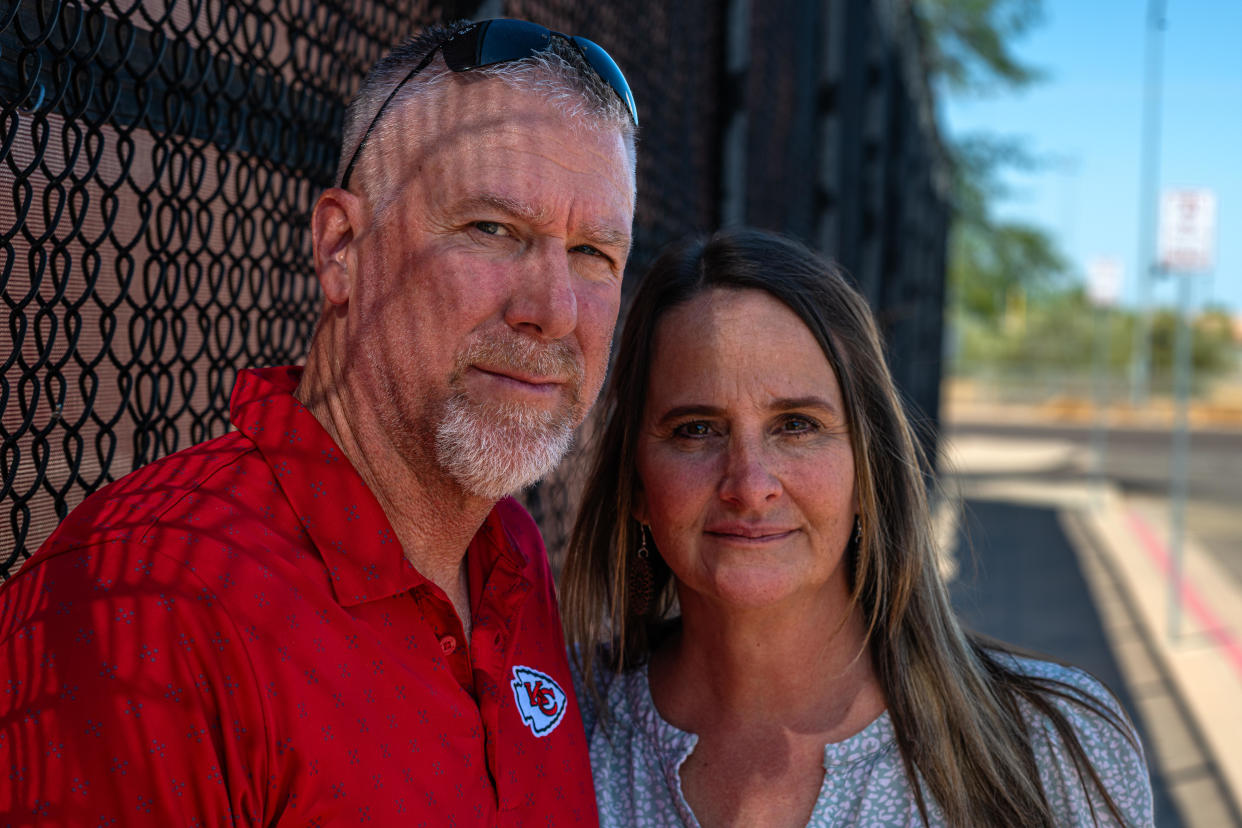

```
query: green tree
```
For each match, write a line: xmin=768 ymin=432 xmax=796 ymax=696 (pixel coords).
xmin=950 ymin=210 xmax=1065 ymax=323
xmin=915 ymin=0 xmax=1045 ymax=93
xmin=914 ymin=0 xmax=1072 ymax=362
xmin=957 ymin=293 xmax=1238 ymax=388
xmin=919 ymin=1 xmax=1238 ymax=391
xmin=1146 ymin=306 xmax=1238 ymax=385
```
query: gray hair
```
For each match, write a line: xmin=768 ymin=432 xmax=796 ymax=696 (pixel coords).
xmin=337 ymin=21 xmax=638 ymax=206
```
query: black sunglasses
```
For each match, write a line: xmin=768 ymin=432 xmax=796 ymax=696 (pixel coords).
xmin=339 ymin=19 xmax=638 ymax=190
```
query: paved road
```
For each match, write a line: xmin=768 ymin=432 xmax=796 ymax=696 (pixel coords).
xmin=945 ymin=421 xmax=1242 ymax=585
xmin=942 ymin=428 xmax=1242 ymax=826
xmin=949 ymin=499 xmax=1187 ymax=826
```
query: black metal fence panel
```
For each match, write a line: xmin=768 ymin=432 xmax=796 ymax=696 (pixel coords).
xmin=1 ymin=0 xmax=946 ymax=578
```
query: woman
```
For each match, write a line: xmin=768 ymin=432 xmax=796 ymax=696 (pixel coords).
xmin=562 ymin=228 xmax=1152 ymax=826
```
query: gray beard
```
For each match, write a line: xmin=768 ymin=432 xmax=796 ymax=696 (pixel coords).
xmin=434 ymin=391 xmax=575 ymax=500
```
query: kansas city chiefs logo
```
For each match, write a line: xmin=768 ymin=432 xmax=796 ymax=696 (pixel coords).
xmin=510 ymin=665 xmax=568 ymax=737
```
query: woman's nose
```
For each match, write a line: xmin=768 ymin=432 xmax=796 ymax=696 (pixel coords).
xmin=717 ymin=437 xmax=782 ymax=508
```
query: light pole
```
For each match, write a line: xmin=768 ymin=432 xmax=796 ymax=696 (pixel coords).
xmin=1130 ymin=0 xmax=1167 ymax=406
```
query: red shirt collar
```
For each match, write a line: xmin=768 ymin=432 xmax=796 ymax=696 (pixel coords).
xmin=229 ymin=366 xmax=528 ymax=607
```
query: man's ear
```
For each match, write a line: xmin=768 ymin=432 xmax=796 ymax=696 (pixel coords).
xmin=311 ymin=188 xmax=363 ymax=305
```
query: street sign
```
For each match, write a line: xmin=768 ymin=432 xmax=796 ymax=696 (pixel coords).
xmin=1158 ymin=188 xmax=1217 ymax=274
xmin=1087 ymin=256 xmax=1123 ymax=306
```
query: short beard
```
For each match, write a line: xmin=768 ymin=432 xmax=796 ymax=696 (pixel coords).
xmin=434 ymin=335 xmax=584 ymax=500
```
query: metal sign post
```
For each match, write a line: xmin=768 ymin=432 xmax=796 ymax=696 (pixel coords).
xmin=1157 ymin=188 xmax=1217 ymax=641
xmin=1168 ymin=275 xmax=1193 ymax=640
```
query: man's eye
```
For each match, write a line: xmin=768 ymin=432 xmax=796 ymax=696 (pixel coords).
xmin=673 ymin=422 xmax=712 ymax=439
xmin=473 ymin=221 xmax=508 ymax=236
xmin=571 ymin=244 xmax=603 ymax=257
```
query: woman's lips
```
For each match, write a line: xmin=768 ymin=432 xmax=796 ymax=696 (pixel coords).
xmin=703 ymin=524 xmax=798 ymax=542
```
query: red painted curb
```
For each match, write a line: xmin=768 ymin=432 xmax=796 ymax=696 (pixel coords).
xmin=1127 ymin=509 xmax=1242 ymax=681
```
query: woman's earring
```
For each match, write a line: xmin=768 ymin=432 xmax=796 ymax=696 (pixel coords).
xmin=628 ymin=524 xmax=654 ymax=617
xmin=853 ymin=515 xmax=863 ymax=548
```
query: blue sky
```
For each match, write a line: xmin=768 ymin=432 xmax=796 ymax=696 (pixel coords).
xmin=942 ymin=0 xmax=1242 ymax=314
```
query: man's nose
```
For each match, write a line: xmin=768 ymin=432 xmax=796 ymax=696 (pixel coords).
xmin=503 ymin=241 xmax=578 ymax=341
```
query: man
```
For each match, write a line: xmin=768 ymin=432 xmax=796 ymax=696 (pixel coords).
xmin=0 ymin=19 xmax=637 ymax=825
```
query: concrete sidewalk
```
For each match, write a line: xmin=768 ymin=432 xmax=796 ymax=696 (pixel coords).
xmin=943 ymin=434 xmax=1242 ymax=828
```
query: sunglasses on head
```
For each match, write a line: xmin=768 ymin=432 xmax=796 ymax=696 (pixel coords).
xmin=340 ymin=18 xmax=638 ymax=190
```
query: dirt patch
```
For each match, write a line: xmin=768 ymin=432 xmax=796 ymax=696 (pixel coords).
xmin=944 ymin=378 xmax=1242 ymax=432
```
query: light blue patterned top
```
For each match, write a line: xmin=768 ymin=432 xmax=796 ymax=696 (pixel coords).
xmin=571 ymin=653 xmax=1154 ymax=827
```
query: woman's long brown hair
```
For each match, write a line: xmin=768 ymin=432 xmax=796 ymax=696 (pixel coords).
xmin=560 ymin=227 xmax=1139 ymax=826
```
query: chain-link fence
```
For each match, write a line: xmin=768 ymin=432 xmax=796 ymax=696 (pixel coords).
xmin=2 ymin=0 xmax=947 ymax=578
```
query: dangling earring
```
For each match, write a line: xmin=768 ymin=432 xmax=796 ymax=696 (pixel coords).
xmin=628 ymin=524 xmax=654 ymax=617
xmin=853 ymin=515 xmax=863 ymax=549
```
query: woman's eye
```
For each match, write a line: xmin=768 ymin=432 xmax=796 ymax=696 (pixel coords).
xmin=673 ymin=421 xmax=712 ymax=439
xmin=779 ymin=416 xmax=817 ymax=434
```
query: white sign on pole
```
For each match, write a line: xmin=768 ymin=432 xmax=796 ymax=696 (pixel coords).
xmin=1086 ymin=257 xmax=1124 ymax=307
xmin=1158 ymin=188 xmax=1217 ymax=274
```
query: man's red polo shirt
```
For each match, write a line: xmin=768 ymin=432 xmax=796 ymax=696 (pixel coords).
xmin=0 ymin=366 xmax=598 ymax=826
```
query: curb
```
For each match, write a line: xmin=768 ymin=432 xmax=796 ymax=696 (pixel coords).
xmin=941 ymin=432 xmax=1242 ymax=825
xmin=1076 ymin=486 xmax=1242 ymax=824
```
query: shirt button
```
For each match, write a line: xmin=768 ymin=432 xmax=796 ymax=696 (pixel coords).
xmin=439 ymin=635 xmax=457 ymax=655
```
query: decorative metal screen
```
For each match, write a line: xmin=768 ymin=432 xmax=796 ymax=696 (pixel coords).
xmin=2 ymin=0 xmax=946 ymax=578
